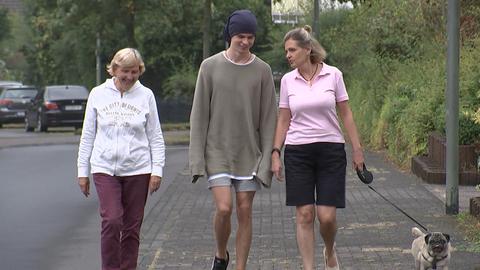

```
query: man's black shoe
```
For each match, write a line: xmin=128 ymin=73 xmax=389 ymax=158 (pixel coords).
xmin=211 ymin=251 xmax=229 ymax=270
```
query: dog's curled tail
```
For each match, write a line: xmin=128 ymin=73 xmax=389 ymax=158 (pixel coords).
xmin=411 ymin=227 xmax=424 ymax=237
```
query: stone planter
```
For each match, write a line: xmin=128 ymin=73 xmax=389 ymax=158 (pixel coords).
xmin=411 ymin=132 xmax=480 ymax=185
xmin=427 ymin=132 xmax=477 ymax=171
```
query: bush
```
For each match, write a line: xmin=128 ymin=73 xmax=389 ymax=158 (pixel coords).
xmin=459 ymin=113 xmax=480 ymax=145
xmin=319 ymin=0 xmax=480 ymax=168
xmin=162 ymin=60 xmax=197 ymax=101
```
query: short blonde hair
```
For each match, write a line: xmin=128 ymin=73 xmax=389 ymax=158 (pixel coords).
xmin=107 ymin=48 xmax=146 ymax=76
xmin=283 ymin=25 xmax=327 ymax=64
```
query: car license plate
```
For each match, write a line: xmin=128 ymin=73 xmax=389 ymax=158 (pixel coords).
xmin=65 ymin=105 xmax=82 ymax=110
xmin=16 ymin=111 xmax=25 ymax=116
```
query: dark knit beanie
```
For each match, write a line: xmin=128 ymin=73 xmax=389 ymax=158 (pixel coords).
xmin=223 ymin=9 xmax=257 ymax=43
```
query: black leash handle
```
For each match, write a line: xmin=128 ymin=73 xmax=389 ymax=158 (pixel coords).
xmin=367 ymin=185 xmax=429 ymax=232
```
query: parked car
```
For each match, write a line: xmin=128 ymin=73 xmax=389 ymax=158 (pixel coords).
xmin=0 ymin=85 xmax=38 ymax=128
xmin=25 ymin=85 xmax=89 ymax=132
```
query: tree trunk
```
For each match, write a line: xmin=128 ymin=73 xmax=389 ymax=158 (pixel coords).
xmin=202 ymin=0 xmax=212 ymax=59
xmin=124 ymin=0 xmax=136 ymax=47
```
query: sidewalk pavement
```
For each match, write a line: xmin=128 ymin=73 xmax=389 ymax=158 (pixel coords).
xmin=2 ymin=130 xmax=479 ymax=269
xmin=0 ymin=130 xmax=81 ymax=149
xmin=137 ymin=146 xmax=480 ymax=270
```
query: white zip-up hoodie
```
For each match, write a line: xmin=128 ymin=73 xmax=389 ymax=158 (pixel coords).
xmin=77 ymin=78 xmax=165 ymax=178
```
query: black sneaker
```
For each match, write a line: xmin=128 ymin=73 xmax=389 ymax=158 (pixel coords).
xmin=211 ymin=251 xmax=229 ymax=270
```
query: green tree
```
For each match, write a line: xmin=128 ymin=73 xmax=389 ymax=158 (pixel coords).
xmin=0 ymin=7 xmax=11 ymax=43
xmin=23 ymin=0 xmax=146 ymax=87
xmin=156 ymin=0 xmax=279 ymax=99
xmin=0 ymin=7 xmax=12 ymax=79
xmin=22 ymin=0 xmax=280 ymax=98
xmin=203 ymin=0 xmax=212 ymax=59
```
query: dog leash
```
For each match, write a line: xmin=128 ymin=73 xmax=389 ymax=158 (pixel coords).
xmin=366 ymin=185 xmax=429 ymax=232
xmin=357 ymin=164 xmax=430 ymax=232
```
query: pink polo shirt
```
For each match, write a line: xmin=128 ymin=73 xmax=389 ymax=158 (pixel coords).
xmin=279 ymin=63 xmax=349 ymax=145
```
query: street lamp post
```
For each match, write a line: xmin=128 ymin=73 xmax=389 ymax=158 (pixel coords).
xmin=446 ymin=0 xmax=460 ymax=215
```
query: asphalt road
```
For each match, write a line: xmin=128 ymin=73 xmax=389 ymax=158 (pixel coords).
xmin=0 ymin=141 xmax=188 ymax=270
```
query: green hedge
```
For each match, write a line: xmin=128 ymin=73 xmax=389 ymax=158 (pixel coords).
xmin=318 ymin=0 xmax=480 ymax=168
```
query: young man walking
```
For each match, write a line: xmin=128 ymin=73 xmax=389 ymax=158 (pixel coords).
xmin=189 ymin=9 xmax=277 ymax=270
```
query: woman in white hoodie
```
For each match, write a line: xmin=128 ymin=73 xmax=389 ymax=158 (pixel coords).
xmin=77 ymin=48 xmax=165 ymax=270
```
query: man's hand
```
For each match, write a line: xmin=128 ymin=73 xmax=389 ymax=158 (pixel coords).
xmin=78 ymin=177 xmax=90 ymax=197
xmin=149 ymin=175 xmax=162 ymax=195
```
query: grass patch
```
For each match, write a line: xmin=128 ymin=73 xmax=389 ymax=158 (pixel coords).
xmin=164 ymin=132 xmax=189 ymax=145
xmin=162 ymin=122 xmax=189 ymax=131
xmin=456 ymin=212 xmax=480 ymax=252
xmin=162 ymin=122 xmax=190 ymax=145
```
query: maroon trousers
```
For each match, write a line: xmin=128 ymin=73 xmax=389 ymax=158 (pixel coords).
xmin=93 ymin=173 xmax=150 ymax=270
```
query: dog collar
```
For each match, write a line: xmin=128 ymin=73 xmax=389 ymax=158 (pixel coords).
xmin=422 ymin=252 xmax=448 ymax=269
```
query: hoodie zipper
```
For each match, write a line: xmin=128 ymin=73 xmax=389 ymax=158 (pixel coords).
xmin=113 ymin=90 xmax=124 ymax=175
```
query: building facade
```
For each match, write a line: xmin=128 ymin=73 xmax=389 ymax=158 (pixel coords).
xmin=0 ymin=0 xmax=24 ymax=13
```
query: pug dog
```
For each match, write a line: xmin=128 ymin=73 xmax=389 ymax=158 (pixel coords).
xmin=411 ymin=227 xmax=451 ymax=270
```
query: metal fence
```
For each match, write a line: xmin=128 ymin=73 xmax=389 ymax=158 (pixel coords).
xmin=157 ymin=97 xmax=191 ymax=123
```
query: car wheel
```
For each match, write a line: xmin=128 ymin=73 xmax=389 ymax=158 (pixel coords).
xmin=25 ymin=116 xmax=34 ymax=132
xmin=36 ymin=114 xmax=47 ymax=132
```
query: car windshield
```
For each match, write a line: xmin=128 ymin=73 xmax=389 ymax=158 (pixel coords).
xmin=4 ymin=89 xmax=38 ymax=99
xmin=46 ymin=86 xmax=89 ymax=100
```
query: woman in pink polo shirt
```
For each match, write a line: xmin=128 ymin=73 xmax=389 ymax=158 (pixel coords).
xmin=271 ymin=26 xmax=364 ymax=270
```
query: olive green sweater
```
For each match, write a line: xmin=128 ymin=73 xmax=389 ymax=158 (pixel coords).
xmin=189 ymin=52 xmax=277 ymax=187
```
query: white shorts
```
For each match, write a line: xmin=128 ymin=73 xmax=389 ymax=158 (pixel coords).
xmin=208 ymin=176 xmax=261 ymax=192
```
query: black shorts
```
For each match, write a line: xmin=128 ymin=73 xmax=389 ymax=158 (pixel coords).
xmin=284 ymin=142 xmax=346 ymax=208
